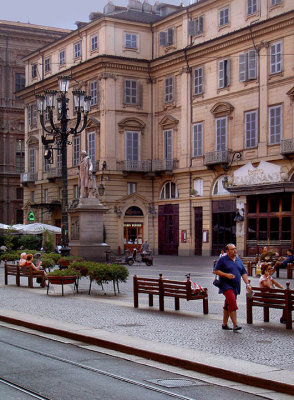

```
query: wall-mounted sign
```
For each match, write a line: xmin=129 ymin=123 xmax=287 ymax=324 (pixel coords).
xmin=28 ymin=211 xmax=35 ymax=222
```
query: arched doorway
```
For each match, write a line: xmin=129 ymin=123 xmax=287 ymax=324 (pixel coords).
xmin=124 ymin=206 xmax=144 ymax=252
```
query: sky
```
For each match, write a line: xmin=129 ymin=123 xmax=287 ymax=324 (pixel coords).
xmin=1 ymin=0 xmax=188 ymax=30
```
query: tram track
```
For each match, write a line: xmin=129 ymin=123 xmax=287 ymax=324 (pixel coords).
xmin=0 ymin=337 xmax=197 ymax=400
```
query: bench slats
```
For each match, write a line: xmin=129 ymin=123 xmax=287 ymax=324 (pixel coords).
xmin=5 ymin=262 xmax=45 ymax=288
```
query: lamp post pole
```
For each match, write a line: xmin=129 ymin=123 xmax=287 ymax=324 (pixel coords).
xmin=36 ymin=76 xmax=91 ymax=257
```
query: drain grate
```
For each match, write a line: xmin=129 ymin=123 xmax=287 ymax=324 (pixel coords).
xmin=147 ymin=378 xmax=203 ymax=388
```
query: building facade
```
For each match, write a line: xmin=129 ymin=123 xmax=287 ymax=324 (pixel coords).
xmin=20 ymin=0 xmax=294 ymax=256
xmin=0 ymin=21 xmax=69 ymax=224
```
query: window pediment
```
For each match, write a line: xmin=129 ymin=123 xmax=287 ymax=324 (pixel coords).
xmin=287 ymin=87 xmax=294 ymax=101
xmin=211 ymin=102 xmax=234 ymax=118
xmin=118 ymin=117 xmax=145 ymax=134
xmin=26 ymin=135 xmax=39 ymax=146
xmin=159 ymin=115 xmax=179 ymax=129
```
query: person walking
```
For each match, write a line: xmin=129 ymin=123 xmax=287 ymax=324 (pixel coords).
xmin=214 ymin=243 xmax=251 ymax=332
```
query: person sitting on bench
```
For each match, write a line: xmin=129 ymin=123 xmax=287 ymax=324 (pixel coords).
xmin=274 ymin=249 xmax=294 ymax=275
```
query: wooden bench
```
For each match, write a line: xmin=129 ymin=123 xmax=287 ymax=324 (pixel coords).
xmin=276 ymin=263 xmax=294 ymax=279
xmin=5 ymin=262 xmax=46 ymax=288
xmin=240 ymin=257 xmax=257 ymax=276
xmin=133 ymin=274 xmax=208 ymax=314
xmin=246 ymin=281 xmax=294 ymax=329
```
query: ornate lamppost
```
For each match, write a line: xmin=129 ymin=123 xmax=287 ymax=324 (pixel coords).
xmin=36 ymin=76 xmax=91 ymax=256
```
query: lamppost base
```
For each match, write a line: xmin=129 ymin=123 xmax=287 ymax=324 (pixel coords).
xmin=60 ymin=246 xmax=71 ymax=257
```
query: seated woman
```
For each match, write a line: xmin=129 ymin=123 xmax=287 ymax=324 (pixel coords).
xmin=274 ymin=249 xmax=294 ymax=274
xmin=19 ymin=252 xmax=27 ymax=267
xmin=259 ymin=246 xmax=279 ymax=263
xmin=259 ymin=263 xmax=286 ymax=324
xmin=23 ymin=254 xmax=40 ymax=271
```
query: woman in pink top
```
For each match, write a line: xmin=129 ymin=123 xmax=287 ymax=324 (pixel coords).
xmin=259 ymin=264 xmax=285 ymax=323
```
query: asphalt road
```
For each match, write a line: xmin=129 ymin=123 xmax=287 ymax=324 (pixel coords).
xmin=0 ymin=325 xmax=269 ymax=400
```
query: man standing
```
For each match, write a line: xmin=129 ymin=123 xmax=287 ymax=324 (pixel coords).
xmin=214 ymin=243 xmax=251 ymax=332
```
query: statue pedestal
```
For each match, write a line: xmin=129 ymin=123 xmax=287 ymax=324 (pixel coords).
xmin=69 ymin=198 xmax=110 ymax=261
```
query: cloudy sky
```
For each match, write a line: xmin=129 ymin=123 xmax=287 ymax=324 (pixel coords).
xmin=1 ymin=0 xmax=188 ymax=30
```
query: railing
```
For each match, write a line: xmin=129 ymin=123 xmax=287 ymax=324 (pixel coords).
xmin=117 ymin=160 xmax=151 ymax=172
xmin=281 ymin=138 xmax=294 ymax=155
xmin=204 ymin=150 xmax=230 ymax=166
xmin=152 ymin=159 xmax=178 ymax=172
xmin=20 ymin=172 xmax=37 ymax=183
xmin=47 ymin=167 xmax=62 ymax=179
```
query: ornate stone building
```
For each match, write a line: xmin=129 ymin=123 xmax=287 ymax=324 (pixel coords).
xmin=19 ymin=0 xmax=294 ymax=256
xmin=0 ymin=21 xmax=69 ymax=224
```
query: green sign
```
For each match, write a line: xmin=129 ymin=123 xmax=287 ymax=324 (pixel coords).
xmin=28 ymin=211 xmax=35 ymax=221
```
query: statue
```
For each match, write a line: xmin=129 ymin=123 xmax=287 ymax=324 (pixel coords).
xmin=78 ymin=150 xmax=98 ymax=199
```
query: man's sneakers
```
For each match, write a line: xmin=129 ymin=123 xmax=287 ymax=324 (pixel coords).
xmin=233 ymin=325 xmax=242 ymax=333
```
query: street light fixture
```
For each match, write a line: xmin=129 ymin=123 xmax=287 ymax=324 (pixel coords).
xmin=36 ymin=75 xmax=91 ymax=256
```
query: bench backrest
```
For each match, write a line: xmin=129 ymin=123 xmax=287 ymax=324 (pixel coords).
xmin=161 ymin=279 xmax=191 ymax=299
xmin=5 ymin=262 xmax=19 ymax=273
xmin=249 ymin=283 xmax=294 ymax=310
xmin=133 ymin=276 xmax=160 ymax=295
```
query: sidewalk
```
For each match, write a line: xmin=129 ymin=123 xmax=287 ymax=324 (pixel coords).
xmin=0 ymin=256 xmax=293 ymax=398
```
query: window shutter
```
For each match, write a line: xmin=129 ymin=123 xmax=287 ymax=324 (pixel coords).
xmin=248 ymin=50 xmax=257 ymax=79
xmin=188 ymin=20 xmax=196 ymax=36
xmin=123 ymin=80 xmax=127 ymax=104
xmin=138 ymin=83 xmax=143 ymax=107
xmin=226 ymin=59 xmax=231 ymax=86
xmin=239 ymin=53 xmax=247 ymax=82
xmin=159 ymin=31 xmax=167 ymax=46
xmin=167 ymin=28 xmax=174 ymax=45
xmin=219 ymin=60 xmax=225 ymax=88
xmin=197 ymin=16 xmax=203 ymax=34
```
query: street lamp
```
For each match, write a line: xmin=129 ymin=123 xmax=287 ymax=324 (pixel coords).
xmin=36 ymin=76 xmax=91 ymax=256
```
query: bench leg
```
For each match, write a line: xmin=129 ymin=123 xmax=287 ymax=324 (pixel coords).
xmin=134 ymin=291 xmax=138 ymax=308
xmin=263 ymin=306 xmax=269 ymax=322
xmin=47 ymin=281 xmax=50 ymax=295
xmin=16 ymin=274 xmax=20 ymax=287
xmin=247 ymin=299 xmax=253 ymax=324
xmin=203 ymin=298 xmax=208 ymax=314
xmin=5 ymin=273 xmax=8 ymax=285
xmin=149 ymin=294 xmax=153 ymax=307
xmin=159 ymin=294 xmax=164 ymax=311
xmin=175 ymin=297 xmax=179 ymax=310
xmin=61 ymin=283 xmax=64 ymax=296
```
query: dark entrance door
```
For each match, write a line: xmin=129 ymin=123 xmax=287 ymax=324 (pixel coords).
xmin=158 ymin=204 xmax=179 ymax=255
xmin=194 ymin=207 xmax=203 ymax=255
xmin=212 ymin=200 xmax=236 ymax=256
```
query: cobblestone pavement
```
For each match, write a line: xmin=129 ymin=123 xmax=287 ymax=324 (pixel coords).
xmin=0 ymin=256 xmax=293 ymax=372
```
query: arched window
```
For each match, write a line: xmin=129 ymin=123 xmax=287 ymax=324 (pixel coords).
xmin=125 ymin=206 xmax=143 ymax=216
xmin=160 ymin=181 xmax=179 ymax=199
xmin=212 ymin=176 xmax=230 ymax=196
xmin=192 ymin=178 xmax=203 ymax=196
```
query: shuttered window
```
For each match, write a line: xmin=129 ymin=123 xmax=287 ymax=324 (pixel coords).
xmin=216 ymin=117 xmax=227 ymax=151
xmin=126 ymin=131 xmax=139 ymax=161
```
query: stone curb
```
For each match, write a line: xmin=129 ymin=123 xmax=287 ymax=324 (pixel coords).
xmin=0 ymin=311 xmax=293 ymax=396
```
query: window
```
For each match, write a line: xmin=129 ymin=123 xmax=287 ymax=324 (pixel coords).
xmin=165 ymin=77 xmax=174 ymax=103
xmin=216 ymin=117 xmax=227 ymax=151
xmin=247 ymin=0 xmax=257 ymax=15
xmin=188 ymin=16 xmax=204 ymax=36
xmin=88 ymin=131 xmax=96 ymax=163
xmin=270 ymin=42 xmax=282 ymax=74
xmin=31 ymin=64 xmax=37 ymax=79
xmin=73 ymin=136 xmax=80 ymax=166
xmin=160 ymin=181 xmax=178 ymax=199
xmin=213 ymin=176 xmax=230 ymax=196
xmin=127 ymin=182 xmax=137 ymax=195
xmin=16 ymin=209 xmax=23 ymax=224
xmin=59 ymin=50 xmax=65 ymax=66
xmin=73 ymin=185 xmax=79 ymax=199
xmin=271 ymin=0 xmax=282 ymax=6
xmin=164 ymin=129 xmax=173 ymax=160
xmin=44 ymin=58 xmax=50 ymax=73
xmin=124 ymin=80 xmax=137 ymax=105
xmin=193 ymin=123 xmax=203 ymax=157
xmin=28 ymin=105 xmax=37 ymax=127
xmin=219 ymin=59 xmax=231 ymax=88
xmin=29 ymin=148 xmax=35 ymax=173
xmin=74 ymin=41 xmax=81 ymax=58
xmin=239 ymin=50 xmax=257 ymax=81
xmin=159 ymin=28 xmax=174 ymax=46
xmin=31 ymin=191 xmax=35 ymax=203
xmin=16 ymin=188 xmax=23 ymax=200
xmin=57 ymin=147 xmax=62 ymax=170
xmin=90 ymin=81 xmax=98 ymax=106
xmin=194 ymin=66 xmax=203 ymax=95
xmin=125 ymin=33 xmax=137 ymax=49
xmin=193 ymin=178 xmax=203 ymax=196
xmin=125 ymin=131 xmax=139 ymax=161
xmin=16 ymin=140 xmax=25 ymax=173
xmin=15 ymin=73 xmax=25 ymax=92
xmin=44 ymin=158 xmax=49 ymax=172
xmin=245 ymin=110 xmax=257 ymax=148
xmin=44 ymin=189 xmax=48 ymax=203
xmin=219 ymin=7 xmax=229 ymax=26
xmin=269 ymin=105 xmax=282 ymax=144
xmin=91 ymin=35 xmax=98 ymax=51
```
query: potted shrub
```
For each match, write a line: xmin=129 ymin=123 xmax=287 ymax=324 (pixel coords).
xmin=47 ymin=268 xmax=81 ymax=295
xmin=57 ymin=256 xmax=83 ymax=269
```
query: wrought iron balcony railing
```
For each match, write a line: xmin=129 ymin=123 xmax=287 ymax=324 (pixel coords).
xmin=20 ymin=172 xmax=37 ymax=184
xmin=281 ymin=138 xmax=294 ymax=155
xmin=117 ymin=160 xmax=151 ymax=172
xmin=204 ymin=150 xmax=230 ymax=166
xmin=47 ymin=167 xmax=62 ymax=179
xmin=152 ymin=159 xmax=178 ymax=172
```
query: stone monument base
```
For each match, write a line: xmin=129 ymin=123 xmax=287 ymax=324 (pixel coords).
xmin=69 ymin=197 xmax=110 ymax=262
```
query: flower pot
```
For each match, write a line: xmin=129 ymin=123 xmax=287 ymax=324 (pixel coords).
xmin=47 ymin=275 xmax=78 ymax=296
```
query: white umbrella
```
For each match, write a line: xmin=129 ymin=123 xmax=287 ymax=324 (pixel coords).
xmin=11 ymin=223 xmax=61 ymax=234
xmin=0 ymin=223 xmax=9 ymax=230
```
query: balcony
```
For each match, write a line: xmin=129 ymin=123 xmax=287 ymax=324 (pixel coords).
xmin=117 ymin=160 xmax=151 ymax=173
xmin=152 ymin=159 xmax=178 ymax=172
xmin=204 ymin=150 xmax=231 ymax=167
xmin=47 ymin=167 xmax=62 ymax=181
xmin=281 ymin=138 xmax=294 ymax=156
xmin=20 ymin=172 xmax=37 ymax=185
